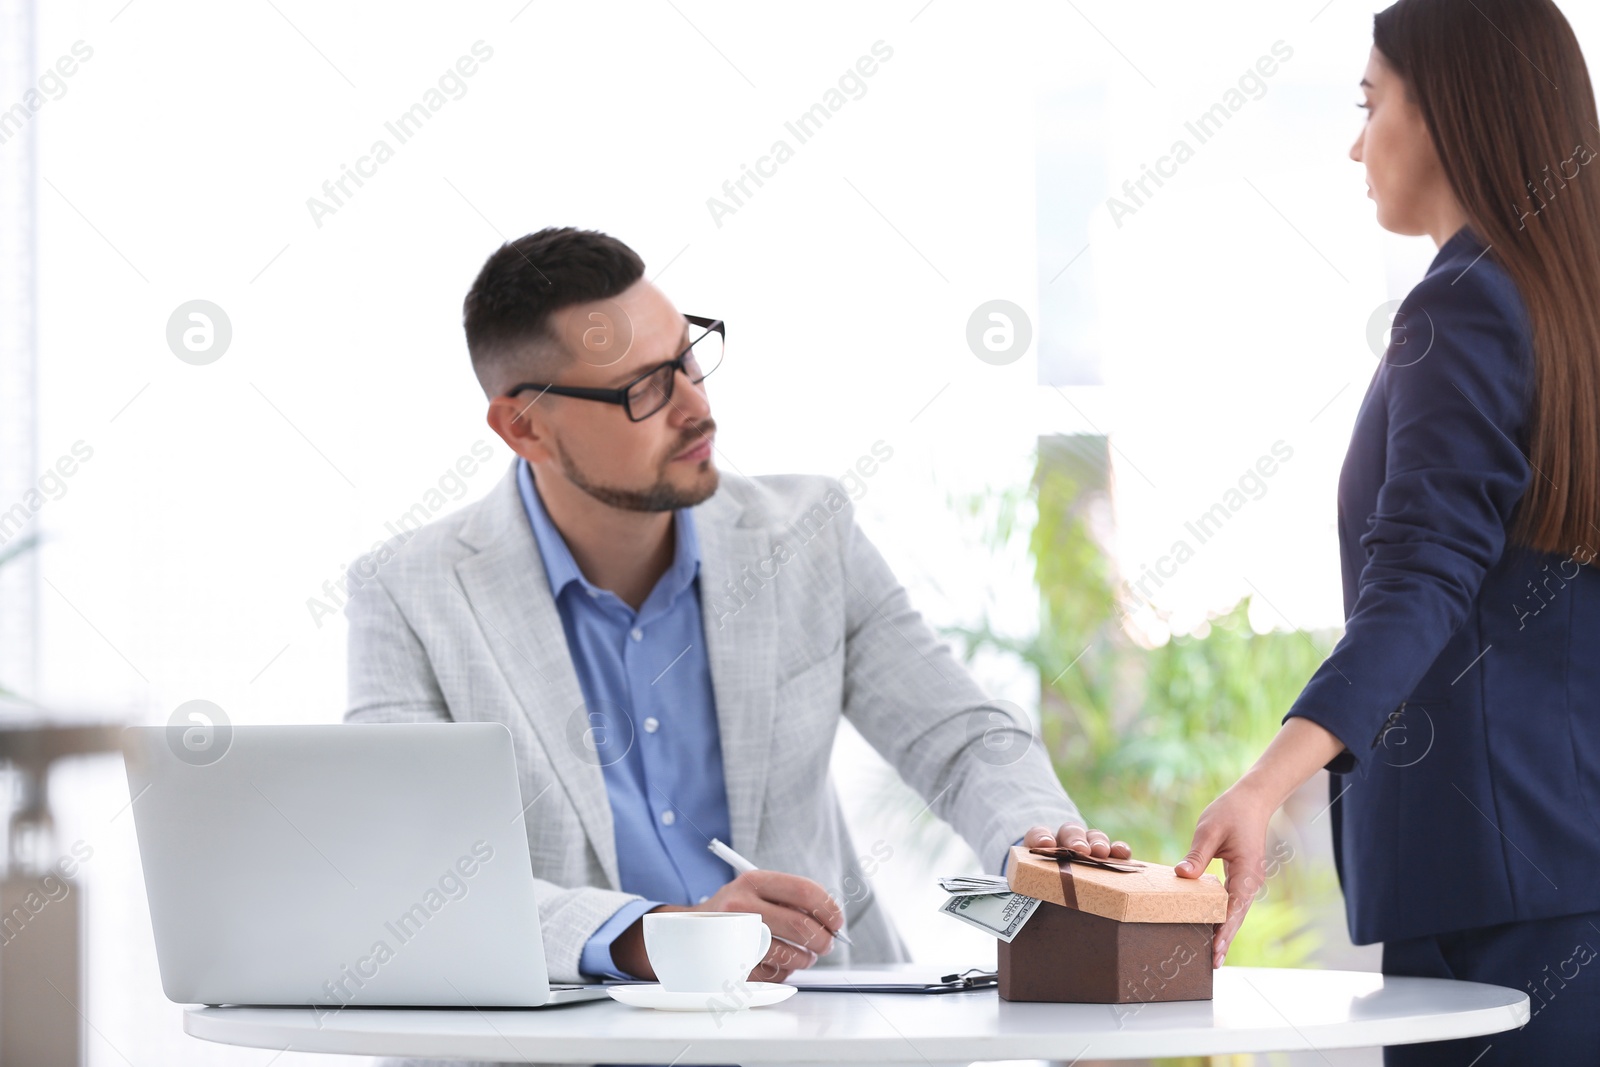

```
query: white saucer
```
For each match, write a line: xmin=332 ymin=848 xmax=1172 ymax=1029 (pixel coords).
xmin=606 ymin=982 xmax=797 ymax=1011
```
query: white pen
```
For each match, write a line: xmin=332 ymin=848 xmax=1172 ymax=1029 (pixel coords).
xmin=707 ymin=837 xmax=855 ymax=946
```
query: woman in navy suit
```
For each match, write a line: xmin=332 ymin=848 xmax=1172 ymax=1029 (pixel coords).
xmin=1176 ymin=0 xmax=1600 ymax=1062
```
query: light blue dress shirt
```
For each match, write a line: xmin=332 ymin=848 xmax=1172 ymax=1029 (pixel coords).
xmin=516 ymin=459 xmax=735 ymax=979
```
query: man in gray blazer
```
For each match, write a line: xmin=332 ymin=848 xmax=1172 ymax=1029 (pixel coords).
xmin=343 ymin=227 xmax=1128 ymax=986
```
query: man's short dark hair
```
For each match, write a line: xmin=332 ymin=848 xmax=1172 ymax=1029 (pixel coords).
xmin=463 ymin=227 xmax=645 ymax=396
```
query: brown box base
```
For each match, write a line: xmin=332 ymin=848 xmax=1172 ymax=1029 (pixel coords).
xmin=997 ymin=898 xmax=1215 ymax=1003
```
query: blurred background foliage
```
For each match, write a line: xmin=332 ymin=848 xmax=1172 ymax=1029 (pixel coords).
xmin=946 ymin=436 xmax=1340 ymax=978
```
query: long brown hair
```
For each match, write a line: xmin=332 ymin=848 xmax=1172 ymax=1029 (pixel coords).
xmin=1375 ymin=0 xmax=1600 ymax=557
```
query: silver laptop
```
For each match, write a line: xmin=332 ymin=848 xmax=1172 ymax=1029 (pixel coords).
xmin=121 ymin=721 xmax=608 ymax=1009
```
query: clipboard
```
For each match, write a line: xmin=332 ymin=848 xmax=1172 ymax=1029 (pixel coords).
xmin=786 ymin=966 xmax=998 ymax=994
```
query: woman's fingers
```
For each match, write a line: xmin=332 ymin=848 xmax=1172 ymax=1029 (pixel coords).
xmin=1179 ymin=818 xmax=1235 ymax=967
xmin=1175 ymin=818 xmax=1220 ymax=878
xmin=1213 ymin=873 xmax=1256 ymax=968
xmin=1176 ymin=792 xmax=1274 ymax=968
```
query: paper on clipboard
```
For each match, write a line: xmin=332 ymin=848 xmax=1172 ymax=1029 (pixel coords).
xmin=785 ymin=966 xmax=997 ymax=993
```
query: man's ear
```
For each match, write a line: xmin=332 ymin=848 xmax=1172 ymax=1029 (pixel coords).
xmin=486 ymin=393 xmax=557 ymax=465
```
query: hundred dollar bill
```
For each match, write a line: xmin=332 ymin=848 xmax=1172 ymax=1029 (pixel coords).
xmin=937 ymin=890 xmax=1039 ymax=942
xmin=938 ymin=876 xmax=1014 ymax=897
xmin=939 ymin=875 xmax=1010 ymax=891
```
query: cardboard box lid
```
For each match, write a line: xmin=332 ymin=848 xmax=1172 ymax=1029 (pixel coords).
xmin=1005 ymin=846 xmax=1228 ymax=924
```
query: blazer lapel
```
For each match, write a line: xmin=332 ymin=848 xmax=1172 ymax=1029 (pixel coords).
xmin=693 ymin=489 xmax=779 ymax=859
xmin=454 ymin=462 xmax=620 ymax=889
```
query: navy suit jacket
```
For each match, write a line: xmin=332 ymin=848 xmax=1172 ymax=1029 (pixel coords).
xmin=1285 ymin=226 xmax=1600 ymax=945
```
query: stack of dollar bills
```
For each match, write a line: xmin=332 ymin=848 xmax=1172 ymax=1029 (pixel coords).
xmin=937 ymin=874 xmax=1040 ymax=943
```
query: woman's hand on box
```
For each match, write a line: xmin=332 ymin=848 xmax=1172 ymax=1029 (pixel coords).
xmin=1175 ymin=783 xmax=1276 ymax=968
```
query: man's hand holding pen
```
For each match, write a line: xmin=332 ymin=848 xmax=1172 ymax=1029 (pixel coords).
xmin=611 ymin=868 xmax=846 ymax=982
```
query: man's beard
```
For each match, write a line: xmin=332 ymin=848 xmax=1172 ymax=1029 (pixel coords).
xmin=557 ymin=428 xmax=720 ymax=513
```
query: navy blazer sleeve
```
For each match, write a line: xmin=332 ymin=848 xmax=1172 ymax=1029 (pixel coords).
xmin=1284 ymin=264 xmax=1533 ymax=772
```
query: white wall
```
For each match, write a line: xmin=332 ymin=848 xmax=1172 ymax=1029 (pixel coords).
xmin=16 ymin=1 xmax=1598 ymax=1063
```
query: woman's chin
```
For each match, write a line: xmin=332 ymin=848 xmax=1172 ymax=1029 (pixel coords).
xmin=1371 ymin=203 xmax=1422 ymax=238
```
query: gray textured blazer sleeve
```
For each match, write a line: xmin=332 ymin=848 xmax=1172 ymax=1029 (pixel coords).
xmin=829 ymin=486 xmax=1083 ymax=873
xmin=343 ymin=561 xmax=648 ymax=983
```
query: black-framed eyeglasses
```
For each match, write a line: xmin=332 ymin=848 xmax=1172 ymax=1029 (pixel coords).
xmin=504 ymin=315 xmax=724 ymax=422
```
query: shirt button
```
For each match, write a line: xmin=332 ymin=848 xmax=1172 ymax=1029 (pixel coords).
xmin=660 ymin=810 xmax=676 ymax=826
xmin=698 ymin=894 xmax=710 ymax=903
xmin=643 ymin=716 xmax=660 ymax=733
xmin=587 ymin=589 xmax=599 ymax=598
xmin=630 ymin=627 xmax=643 ymax=641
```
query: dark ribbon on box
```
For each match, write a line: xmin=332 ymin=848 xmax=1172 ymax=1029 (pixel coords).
xmin=1027 ymin=846 xmax=1146 ymax=910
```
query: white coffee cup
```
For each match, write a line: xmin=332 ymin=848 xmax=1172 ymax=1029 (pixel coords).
xmin=642 ymin=911 xmax=772 ymax=993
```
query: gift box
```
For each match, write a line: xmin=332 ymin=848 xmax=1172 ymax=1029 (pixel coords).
xmin=998 ymin=845 xmax=1228 ymax=1003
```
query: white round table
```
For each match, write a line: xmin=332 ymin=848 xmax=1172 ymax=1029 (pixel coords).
xmin=184 ymin=966 xmax=1527 ymax=1063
